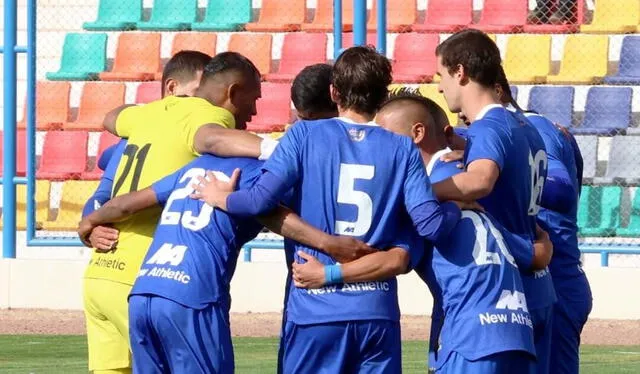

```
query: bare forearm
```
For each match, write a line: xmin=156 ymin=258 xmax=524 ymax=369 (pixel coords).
xmin=341 ymin=249 xmax=408 ymax=283
xmin=259 ymin=206 xmax=329 ymax=251
xmin=433 ymin=172 xmax=492 ymax=202
xmin=85 ymin=198 xmax=133 ymax=226
xmin=195 ymin=125 xmax=262 ymax=158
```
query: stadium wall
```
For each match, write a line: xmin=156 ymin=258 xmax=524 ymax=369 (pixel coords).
xmin=1 ymin=258 xmax=639 ymax=320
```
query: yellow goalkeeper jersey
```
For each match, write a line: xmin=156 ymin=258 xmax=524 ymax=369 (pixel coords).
xmin=84 ymin=96 xmax=235 ymax=285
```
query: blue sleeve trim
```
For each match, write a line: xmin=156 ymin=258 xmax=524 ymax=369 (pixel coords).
xmin=226 ymin=171 xmax=289 ymax=217
xmin=540 ymin=167 xmax=577 ymax=214
xmin=410 ymin=201 xmax=461 ymax=243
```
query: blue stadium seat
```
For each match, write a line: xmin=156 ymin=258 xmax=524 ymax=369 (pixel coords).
xmin=527 ymin=86 xmax=574 ymax=127
xmin=604 ymin=36 xmax=640 ymax=85
xmin=574 ymin=135 xmax=597 ymax=184
xmin=571 ymin=87 xmax=632 ymax=136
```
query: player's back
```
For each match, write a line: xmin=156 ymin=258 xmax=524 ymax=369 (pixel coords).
xmin=131 ymin=154 xmax=264 ymax=310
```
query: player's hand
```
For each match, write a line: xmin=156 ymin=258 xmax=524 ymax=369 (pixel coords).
xmin=440 ymin=150 xmax=465 ymax=169
xmin=452 ymin=200 xmax=484 ymax=212
xmin=89 ymin=225 xmax=120 ymax=253
xmin=531 ymin=225 xmax=553 ymax=270
xmin=190 ymin=169 xmax=241 ymax=209
xmin=292 ymin=251 xmax=326 ymax=289
xmin=77 ymin=219 xmax=95 ymax=248
xmin=321 ymin=235 xmax=375 ymax=263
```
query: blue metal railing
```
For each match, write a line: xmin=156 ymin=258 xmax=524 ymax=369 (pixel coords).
xmin=333 ymin=0 xmax=386 ymax=59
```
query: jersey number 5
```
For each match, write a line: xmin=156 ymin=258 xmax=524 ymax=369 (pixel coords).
xmin=112 ymin=143 xmax=151 ymax=197
xmin=335 ymin=163 xmax=374 ymax=237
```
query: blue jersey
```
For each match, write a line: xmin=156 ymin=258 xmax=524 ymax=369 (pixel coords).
xmin=525 ymin=113 xmax=583 ymax=279
xmin=130 ymin=155 xmax=265 ymax=309
xmin=263 ymin=118 xmax=434 ymax=325
xmin=82 ymin=139 xmax=126 ymax=217
xmin=465 ymin=105 xmax=555 ymax=310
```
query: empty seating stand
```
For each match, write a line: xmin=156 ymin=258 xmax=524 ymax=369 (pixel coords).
xmin=368 ymin=0 xmax=416 ymax=33
xmin=83 ymin=0 xmax=142 ymax=31
xmin=171 ymin=33 xmax=217 ymax=56
xmin=135 ymin=81 xmax=162 ymax=104
xmin=546 ymin=35 xmax=609 ymax=84
xmin=573 ymin=135 xmax=597 ymax=184
xmin=581 ymin=0 xmax=640 ymax=34
xmin=43 ymin=181 xmax=100 ymax=231
xmin=6 ymin=181 xmax=51 ymax=230
xmin=578 ymin=186 xmax=622 ymax=237
xmin=617 ymin=190 xmax=640 ymax=237
xmin=36 ymin=131 xmax=89 ymax=180
xmin=473 ymin=0 xmax=527 ymax=33
xmin=604 ymin=36 xmax=640 ymax=85
xmin=192 ymin=0 xmax=251 ymax=31
xmin=527 ymin=86 xmax=575 ymax=127
xmin=391 ymin=33 xmax=438 ymax=83
xmin=302 ymin=0 xmax=354 ymax=32
xmin=99 ymin=33 xmax=161 ymax=81
xmin=81 ymin=131 xmax=121 ymax=180
xmin=503 ymin=35 xmax=551 ymax=84
xmin=46 ymin=33 xmax=107 ymax=81
xmin=266 ymin=33 xmax=327 ymax=82
xmin=0 ymin=130 xmax=27 ymax=177
xmin=245 ymin=0 xmax=306 ymax=32
xmin=413 ymin=0 xmax=471 ymax=33
xmin=228 ymin=33 xmax=273 ymax=77
xmin=247 ymin=83 xmax=292 ymax=133
xmin=18 ymin=81 xmax=71 ymax=131
xmin=137 ymin=0 xmax=197 ymax=31
xmin=571 ymin=87 xmax=632 ymax=136
xmin=64 ymin=82 xmax=126 ymax=131
xmin=595 ymin=136 xmax=640 ymax=185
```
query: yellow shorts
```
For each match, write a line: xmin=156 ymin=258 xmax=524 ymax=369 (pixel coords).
xmin=83 ymin=277 xmax=132 ymax=372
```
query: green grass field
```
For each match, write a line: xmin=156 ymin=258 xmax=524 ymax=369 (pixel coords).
xmin=0 ymin=336 xmax=639 ymax=373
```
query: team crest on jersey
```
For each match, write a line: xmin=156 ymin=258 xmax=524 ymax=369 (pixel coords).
xmin=348 ymin=128 xmax=366 ymax=142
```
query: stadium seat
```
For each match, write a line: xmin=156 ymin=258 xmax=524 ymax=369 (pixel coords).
xmin=244 ymin=0 xmax=305 ymax=32
xmin=302 ymin=0 xmax=354 ymax=32
xmin=578 ymin=186 xmax=622 ymax=237
xmin=597 ymin=136 xmax=640 ymax=185
xmin=135 ymin=81 xmax=162 ymax=104
xmin=64 ymin=82 xmax=126 ymax=131
xmin=617 ymin=190 xmax=640 ymax=237
xmin=227 ymin=33 xmax=273 ymax=77
xmin=43 ymin=181 xmax=100 ymax=231
xmin=0 ymin=131 xmax=27 ymax=178
xmin=10 ymin=181 xmax=51 ymax=231
xmin=137 ymin=0 xmax=197 ymax=31
xmin=46 ymin=33 xmax=108 ymax=81
xmin=510 ymin=86 xmax=518 ymax=101
xmin=573 ymin=135 xmax=597 ymax=183
xmin=473 ymin=0 xmax=527 ymax=33
xmin=503 ymin=35 xmax=551 ymax=84
xmin=546 ymin=35 xmax=608 ymax=84
xmin=83 ymin=0 xmax=142 ymax=31
xmin=571 ymin=87 xmax=632 ymax=136
xmin=247 ymin=83 xmax=291 ymax=133
xmin=417 ymin=84 xmax=459 ymax=126
xmin=581 ymin=0 xmax=640 ymax=34
xmin=391 ymin=33 xmax=438 ymax=83
xmin=604 ymin=36 xmax=640 ymax=85
xmin=36 ymin=131 xmax=89 ymax=180
xmin=81 ymin=131 xmax=121 ymax=180
xmin=192 ymin=0 xmax=251 ymax=31
xmin=527 ymin=86 xmax=575 ymax=127
xmin=171 ymin=32 xmax=217 ymax=56
xmin=98 ymin=33 xmax=162 ymax=81
xmin=266 ymin=33 xmax=327 ymax=82
xmin=18 ymin=81 xmax=71 ymax=131
xmin=368 ymin=0 xmax=417 ymax=33
xmin=413 ymin=0 xmax=471 ymax=33
xmin=340 ymin=32 xmax=377 ymax=49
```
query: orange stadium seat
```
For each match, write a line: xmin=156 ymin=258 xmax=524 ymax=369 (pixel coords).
xmin=266 ymin=33 xmax=327 ymax=82
xmin=247 ymin=82 xmax=292 ymax=133
xmin=37 ymin=131 xmax=89 ymax=180
xmin=244 ymin=0 xmax=306 ymax=32
xmin=171 ymin=32 xmax=217 ymax=56
xmin=99 ymin=33 xmax=161 ymax=81
xmin=368 ymin=0 xmax=417 ymax=33
xmin=414 ymin=0 xmax=471 ymax=33
xmin=82 ymin=131 xmax=121 ymax=180
xmin=64 ymin=82 xmax=126 ymax=131
xmin=302 ymin=0 xmax=354 ymax=32
xmin=341 ymin=32 xmax=377 ymax=49
xmin=18 ymin=81 xmax=71 ymax=131
xmin=392 ymin=33 xmax=439 ymax=83
xmin=135 ymin=81 xmax=162 ymax=104
xmin=546 ymin=35 xmax=609 ymax=84
xmin=227 ymin=33 xmax=273 ymax=77
xmin=43 ymin=181 xmax=100 ymax=231
xmin=473 ymin=0 xmax=527 ymax=33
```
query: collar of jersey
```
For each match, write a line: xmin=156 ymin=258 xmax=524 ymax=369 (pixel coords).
xmin=426 ymin=147 xmax=453 ymax=176
xmin=474 ymin=104 xmax=504 ymax=121
xmin=337 ymin=116 xmax=378 ymax=127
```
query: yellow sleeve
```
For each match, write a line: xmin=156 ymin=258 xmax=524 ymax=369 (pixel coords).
xmin=182 ymin=101 xmax=236 ymax=156
xmin=115 ymin=105 xmax=146 ymax=138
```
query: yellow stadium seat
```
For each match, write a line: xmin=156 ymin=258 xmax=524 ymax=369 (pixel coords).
xmin=546 ymin=35 xmax=609 ymax=84
xmin=0 ymin=181 xmax=51 ymax=230
xmin=504 ymin=35 xmax=551 ymax=84
xmin=581 ymin=0 xmax=640 ymax=34
xmin=43 ymin=180 xmax=100 ymax=231
xmin=419 ymin=85 xmax=460 ymax=127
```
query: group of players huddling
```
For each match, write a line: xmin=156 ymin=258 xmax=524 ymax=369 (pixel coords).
xmin=77 ymin=29 xmax=592 ymax=374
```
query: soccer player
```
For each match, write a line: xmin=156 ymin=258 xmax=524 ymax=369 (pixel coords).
xmin=291 ymin=63 xmax=338 ymax=120
xmin=190 ymin=46 xmax=467 ymax=373
xmin=78 ymin=153 xmax=374 ymax=373
xmin=431 ymin=29 xmax=556 ymax=374
xmin=495 ymin=71 xmax=592 ymax=374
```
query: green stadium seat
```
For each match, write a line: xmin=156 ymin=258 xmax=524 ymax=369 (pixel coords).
xmin=578 ymin=186 xmax=622 ymax=237
xmin=83 ymin=0 xmax=142 ymax=31
xmin=46 ymin=33 xmax=107 ymax=81
xmin=137 ymin=0 xmax=197 ymax=31
xmin=617 ymin=190 xmax=640 ymax=237
xmin=191 ymin=0 xmax=252 ymax=31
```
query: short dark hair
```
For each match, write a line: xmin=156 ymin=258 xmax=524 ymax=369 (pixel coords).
xmin=201 ymin=51 xmax=260 ymax=83
xmin=291 ymin=64 xmax=336 ymax=119
xmin=435 ymin=29 xmax=501 ymax=88
xmin=161 ymin=50 xmax=211 ymax=96
xmin=384 ymin=87 xmax=450 ymax=129
xmin=495 ymin=65 xmax=524 ymax=111
xmin=332 ymin=46 xmax=392 ymax=115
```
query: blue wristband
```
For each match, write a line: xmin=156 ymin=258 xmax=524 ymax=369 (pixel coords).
xmin=324 ymin=264 xmax=343 ymax=285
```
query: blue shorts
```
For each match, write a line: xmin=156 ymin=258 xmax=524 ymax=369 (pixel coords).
xmin=282 ymin=320 xmax=401 ymax=374
xmin=550 ymin=273 xmax=592 ymax=374
xmin=436 ymin=351 xmax=535 ymax=374
xmin=530 ymin=305 xmax=554 ymax=374
xmin=128 ymin=295 xmax=233 ymax=374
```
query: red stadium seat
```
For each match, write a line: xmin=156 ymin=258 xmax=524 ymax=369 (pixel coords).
xmin=302 ymin=0 xmax=354 ymax=32
xmin=266 ymin=33 xmax=327 ymax=83
xmin=368 ymin=0 xmax=417 ymax=33
xmin=413 ymin=0 xmax=471 ymax=33
xmin=247 ymin=82 xmax=291 ymax=133
xmin=99 ymin=33 xmax=161 ymax=81
xmin=341 ymin=32 xmax=377 ymax=49
xmin=37 ymin=131 xmax=89 ymax=180
xmin=392 ymin=33 xmax=439 ymax=83
xmin=64 ymin=82 xmax=126 ymax=131
xmin=473 ymin=0 xmax=527 ymax=33
xmin=244 ymin=0 xmax=305 ymax=32
xmin=0 ymin=131 xmax=28 ymax=177
xmin=135 ymin=81 xmax=162 ymax=104
xmin=81 ymin=131 xmax=121 ymax=180
xmin=18 ymin=81 xmax=71 ymax=131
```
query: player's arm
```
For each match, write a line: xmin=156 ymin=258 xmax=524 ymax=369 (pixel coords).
xmin=540 ymin=163 xmax=577 ymax=214
xmin=292 ymin=248 xmax=410 ymax=289
xmin=432 ymin=159 xmax=500 ymax=201
xmin=192 ymin=124 xmax=278 ymax=160
xmin=531 ymin=225 xmax=553 ymax=270
xmin=103 ymin=104 xmax=137 ymax=136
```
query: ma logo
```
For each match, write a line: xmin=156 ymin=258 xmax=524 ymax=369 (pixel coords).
xmin=495 ymin=290 xmax=528 ymax=313
xmin=146 ymin=243 xmax=187 ymax=266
